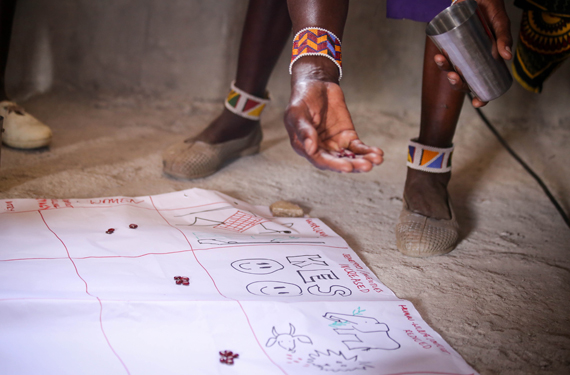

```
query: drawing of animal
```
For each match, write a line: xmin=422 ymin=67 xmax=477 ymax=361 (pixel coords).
xmin=323 ymin=312 xmax=400 ymax=351
xmin=266 ymin=323 xmax=313 ymax=352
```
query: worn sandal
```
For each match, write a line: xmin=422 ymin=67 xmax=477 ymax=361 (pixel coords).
xmin=395 ymin=196 xmax=459 ymax=257
xmin=162 ymin=82 xmax=269 ymax=179
xmin=395 ymin=139 xmax=458 ymax=257
xmin=0 ymin=101 xmax=52 ymax=149
xmin=162 ymin=123 xmax=262 ymax=179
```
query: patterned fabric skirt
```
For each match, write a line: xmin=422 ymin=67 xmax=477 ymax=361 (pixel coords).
xmin=513 ymin=0 xmax=570 ymax=93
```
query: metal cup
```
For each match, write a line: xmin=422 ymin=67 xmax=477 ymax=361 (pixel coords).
xmin=426 ymin=0 xmax=512 ymax=102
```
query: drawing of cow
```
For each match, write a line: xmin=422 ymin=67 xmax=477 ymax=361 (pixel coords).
xmin=323 ymin=312 xmax=400 ymax=351
xmin=266 ymin=323 xmax=313 ymax=353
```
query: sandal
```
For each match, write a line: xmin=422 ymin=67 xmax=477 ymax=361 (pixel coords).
xmin=395 ymin=139 xmax=458 ymax=257
xmin=162 ymin=82 xmax=269 ymax=179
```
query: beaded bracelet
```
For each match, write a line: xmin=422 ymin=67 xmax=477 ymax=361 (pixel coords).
xmin=407 ymin=139 xmax=454 ymax=173
xmin=289 ymin=27 xmax=343 ymax=80
xmin=224 ymin=81 xmax=270 ymax=121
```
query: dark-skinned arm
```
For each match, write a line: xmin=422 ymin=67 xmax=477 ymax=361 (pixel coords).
xmin=284 ymin=0 xmax=383 ymax=173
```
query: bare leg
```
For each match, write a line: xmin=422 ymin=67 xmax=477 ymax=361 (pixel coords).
xmin=196 ymin=0 xmax=291 ymax=144
xmin=0 ymin=0 xmax=17 ymax=101
xmin=403 ymin=37 xmax=465 ymax=220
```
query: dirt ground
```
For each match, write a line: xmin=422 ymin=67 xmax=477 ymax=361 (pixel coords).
xmin=1 ymin=89 xmax=569 ymax=374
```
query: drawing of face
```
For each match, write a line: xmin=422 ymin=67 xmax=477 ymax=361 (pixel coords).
xmin=231 ymin=259 xmax=284 ymax=275
xmin=246 ymin=281 xmax=302 ymax=297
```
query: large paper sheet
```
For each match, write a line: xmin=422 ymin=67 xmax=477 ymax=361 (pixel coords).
xmin=0 ymin=189 xmax=477 ymax=375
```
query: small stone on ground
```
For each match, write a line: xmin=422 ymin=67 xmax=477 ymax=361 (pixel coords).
xmin=270 ymin=200 xmax=304 ymax=217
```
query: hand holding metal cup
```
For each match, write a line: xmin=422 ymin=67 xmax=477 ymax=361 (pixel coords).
xmin=426 ymin=0 xmax=513 ymax=104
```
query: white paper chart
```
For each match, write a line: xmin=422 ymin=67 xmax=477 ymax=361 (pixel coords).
xmin=0 ymin=188 xmax=477 ymax=375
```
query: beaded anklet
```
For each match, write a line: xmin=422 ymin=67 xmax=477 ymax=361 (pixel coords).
xmin=224 ymin=81 xmax=270 ymax=121
xmin=407 ymin=139 xmax=454 ymax=173
xmin=289 ymin=27 xmax=343 ymax=80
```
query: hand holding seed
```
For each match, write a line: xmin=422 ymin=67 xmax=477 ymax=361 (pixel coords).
xmin=285 ymin=79 xmax=383 ymax=173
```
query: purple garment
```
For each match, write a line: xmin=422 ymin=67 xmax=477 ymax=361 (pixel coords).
xmin=386 ymin=0 xmax=451 ymax=23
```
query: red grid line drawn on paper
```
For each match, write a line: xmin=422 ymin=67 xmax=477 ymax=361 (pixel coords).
xmin=37 ymin=210 xmax=131 ymax=375
xmin=214 ymin=210 xmax=268 ymax=233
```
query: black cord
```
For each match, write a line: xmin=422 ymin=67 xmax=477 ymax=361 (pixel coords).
xmin=469 ymin=95 xmax=570 ymax=229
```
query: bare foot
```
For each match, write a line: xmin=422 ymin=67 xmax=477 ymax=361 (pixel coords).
xmin=194 ymin=108 xmax=259 ymax=144
xmin=403 ymin=168 xmax=451 ymax=220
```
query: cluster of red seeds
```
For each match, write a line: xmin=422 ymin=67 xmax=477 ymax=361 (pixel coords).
xmin=174 ymin=276 xmax=189 ymax=286
xmin=336 ymin=149 xmax=356 ymax=159
xmin=219 ymin=350 xmax=239 ymax=365
xmin=106 ymin=224 xmax=138 ymax=234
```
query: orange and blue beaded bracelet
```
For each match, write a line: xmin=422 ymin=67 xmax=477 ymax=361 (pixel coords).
xmin=289 ymin=27 xmax=343 ymax=79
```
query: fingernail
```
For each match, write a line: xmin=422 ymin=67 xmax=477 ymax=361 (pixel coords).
xmin=447 ymin=77 xmax=457 ymax=84
xmin=435 ymin=61 xmax=443 ymax=67
xmin=304 ymin=139 xmax=313 ymax=153
xmin=505 ymin=46 xmax=512 ymax=54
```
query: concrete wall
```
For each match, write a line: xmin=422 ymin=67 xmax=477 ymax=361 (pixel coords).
xmin=6 ymin=0 xmax=570 ymax=124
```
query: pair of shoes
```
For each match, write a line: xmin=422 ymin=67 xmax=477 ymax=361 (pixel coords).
xmin=0 ymin=101 xmax=52 ymax=149
xmin=395 ymin=139 xmax=458 ymax=257
xmin=395 ymin=196 xmax=459 ymax=257
xmin=162 ymin=81 xmax=269 ymax=179
xmin=162 ymin=123 xmax=262 ymax=179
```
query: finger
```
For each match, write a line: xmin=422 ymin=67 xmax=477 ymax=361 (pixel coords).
xmin=347 ymin=141 xmax=384 ymax=165
xmin=307 ymin=146 xmax=382 ymax=173
xmin=284 ymin=105 xmax=319 ymax=155
xmin=348 ymin=140 xmax=383 ymax=156
xmin=325 ymin=149 xmax=379 ymax=173
xmin=286 ymin=127 xmax=354 ymax=173
xmin=348 ymin=157 xmax=376 ymax=172
xmin=434 ymin=54 xmax=454 ymax=72
xmin=497 ymin=35 xmax=513 ymax=61
xmin=289 ymin=131 xmax=310 ymax=158
xmin=361 ymin=152 xmax=384 ymax=167
xmin=483 ymin=2 xmax=513 ymax=60
xmin=447 ymin=71 xmax=470 ymax=92
xmin=471 ymin=96 xmax=487 ymax=108
xmin=313 ymin=150 xmax=356 ymax=173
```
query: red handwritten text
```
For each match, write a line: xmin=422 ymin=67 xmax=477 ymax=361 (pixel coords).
xmin=306 ymin=219 xmax=329 ymax=237
xmin=342 ymin=253 xmax=383 ymax=293
xmin=89 ymin=198 xmax=144 ymax=205
xmin=411 ymin=322 xmax=451 ymax=355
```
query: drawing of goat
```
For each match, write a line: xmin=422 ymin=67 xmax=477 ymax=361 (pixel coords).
xmin=266 ymin=323 xmax=313 ymax=352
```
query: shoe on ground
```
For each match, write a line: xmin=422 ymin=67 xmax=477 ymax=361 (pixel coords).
xmin=162 ymin=124 xmax=262 ymax=179
xmin=395 ymin=196 xmax=459 ymax=257
xmin=0 ymin=101 xmax=52 ymax=149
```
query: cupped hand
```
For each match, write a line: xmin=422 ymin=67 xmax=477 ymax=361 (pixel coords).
xmin=284 ymin=79 xmax=383 ymax=173
xmin=434 ymin=0 xmax=513 ymax=107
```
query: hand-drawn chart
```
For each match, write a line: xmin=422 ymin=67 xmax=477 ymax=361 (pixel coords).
xmin=0 ymin=188 xmax=478 ymax=374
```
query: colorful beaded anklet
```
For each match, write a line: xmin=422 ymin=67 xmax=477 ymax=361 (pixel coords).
xmin=407 ymin=139 xmax=454 ymax=173
xmin=224 ymin=81 xmax=270 ymax=121
xmin=289 ymin=27 xmax=343 ymax=79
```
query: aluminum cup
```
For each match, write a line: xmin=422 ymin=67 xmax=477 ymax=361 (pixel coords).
xmin=426 ymin=0 xmax=512 ymax=102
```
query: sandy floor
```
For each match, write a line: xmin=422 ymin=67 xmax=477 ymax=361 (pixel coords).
xmin=1 ymin=90 xmax=569 ymax=374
